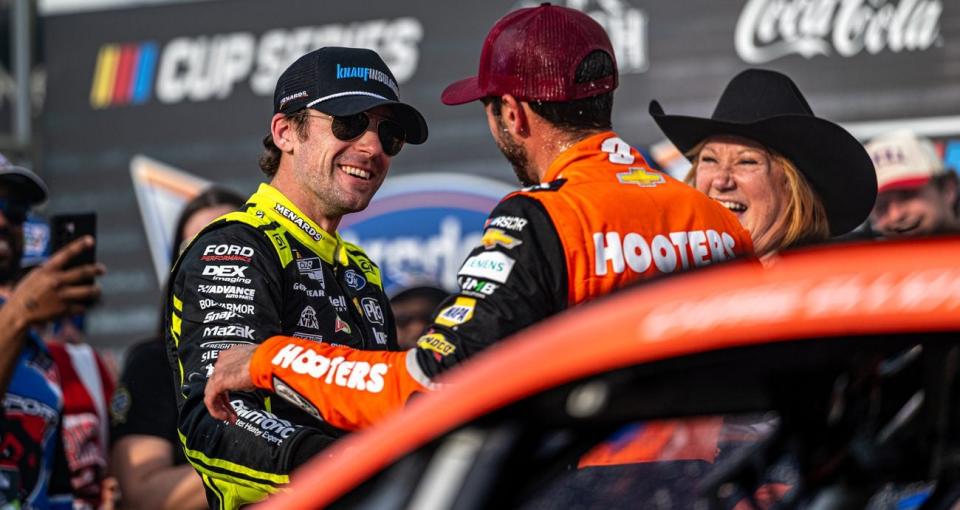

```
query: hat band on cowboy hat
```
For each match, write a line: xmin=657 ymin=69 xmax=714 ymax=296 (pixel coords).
xmin=649 ymin=68 xmax=876 ymax=236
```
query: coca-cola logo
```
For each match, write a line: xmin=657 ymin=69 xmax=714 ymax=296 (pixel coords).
xmin=736 ymin=0 xmax=943 ymax=64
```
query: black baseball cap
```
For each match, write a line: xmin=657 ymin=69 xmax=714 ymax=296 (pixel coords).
xmin=0 ymin=153 xmax=47 ymax=205
xmin=273 ymin=47 xmax=428 ymax=144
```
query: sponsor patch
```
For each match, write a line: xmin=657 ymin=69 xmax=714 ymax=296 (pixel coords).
xmin=520 ymin=178 xmax=566 ymax=193
xmin=273 ymin=376 xmax=321 ymax=420
xmin=435 ymin=297 xmax=476 ymax=327
xmin=274 ymin=204 xmax=323 ymax=242
xmin=197 ymin=284 xmax=256 ymax=301
xmin=593 ymin=229 xmax=739 ymax=276
xmin=458 ymin=276 xmax=499 ymax=297
xmin=198 ymin=299 xmax=255 ymax=314
xmin=298 ymin=306 xmax=319 ymax=330
xmin=293 ymin=282 xmax=324 ymax=298
xmin=344 ymin=269 xmax=366 ymax=291
xmin=293 ymin=332 xmax=324 ymax=342
xmin=296 ymin=257 xmax=325 ymax=283
xmin=485 ymin=215 xmax=528 ymax=231
xmin=200 ymin=340 xmax=253 ymax=350
xmin=373 ymin=330 xmax=388 ymax=345
xmin=203 ymin=310 xmax=238 ymax=323
xmin=334 ymin=316 xmax=351 ymax=335
xmin=200 ymin=244 xmax=254 ymax=263
xmin=329 ymin=295 xmax=347 ymax=312
xmin=202 ymin=265 xmax=248 ymax=278
xmin=616 ymin=167 xmax=664 ymax=187
xmin=230 ymin=399 xmax=297 ymax=445
xmin=202 ymin=324 xmax=255 ymax=340
xmin=269 ymin=344 xmax=388 ymax=393
xmin=360 ymin=297 xmax=384 ymax=325
xmin=417 ymin=332 xmax=456 ymax=357
xmin=481 ymin=228 xmax=522 ymax=250
xmin=459 ymin=251 xmax=516 ymax=284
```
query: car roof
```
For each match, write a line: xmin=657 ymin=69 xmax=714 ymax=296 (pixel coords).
xmin=259 ymin=237 xmax=960 ymax=509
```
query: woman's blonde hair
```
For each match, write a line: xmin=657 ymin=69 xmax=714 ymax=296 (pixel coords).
xmin=684 ymin=140 xmax=830 ymax=253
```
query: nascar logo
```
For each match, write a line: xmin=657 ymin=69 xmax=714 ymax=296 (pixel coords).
xmin=90 ymin=41 xmax=159 ymax=109
xmin=87 ymin=17 xmax=422 ymax=110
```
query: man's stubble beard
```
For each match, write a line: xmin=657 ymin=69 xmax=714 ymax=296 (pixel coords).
xmin=493 ymin=116 xmax=537 ymax=187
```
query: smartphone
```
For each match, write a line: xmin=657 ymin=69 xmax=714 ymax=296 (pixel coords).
xmin=50 ymin=212 xmax=97 ymax=270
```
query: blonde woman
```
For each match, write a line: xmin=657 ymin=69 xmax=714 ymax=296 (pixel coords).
xmin=650 ymin=69 xmax=876 ymax=256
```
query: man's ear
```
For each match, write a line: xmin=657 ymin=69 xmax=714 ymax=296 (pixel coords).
xmin=499 ymin=94 xmax=529 ymax=138
xmin=270 ymin=113 xmax=295 ymax=153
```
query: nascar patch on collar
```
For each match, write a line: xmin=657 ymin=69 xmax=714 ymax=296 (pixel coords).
xmin=520 ymin=178 xmax=566 ymax=193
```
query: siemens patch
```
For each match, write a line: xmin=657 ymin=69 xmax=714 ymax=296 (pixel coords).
xmin=458 ymin=252 xmax=516 ymax=284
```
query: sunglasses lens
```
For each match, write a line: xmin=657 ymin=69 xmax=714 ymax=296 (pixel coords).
xmin=378 ymin=120 xmax=406 ymax=156
xmin=330 ymin=113 xmax=369 ymax=141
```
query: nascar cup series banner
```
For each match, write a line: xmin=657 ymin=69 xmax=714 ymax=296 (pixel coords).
xmin=42 ymin=0 xmax=959 ymax=348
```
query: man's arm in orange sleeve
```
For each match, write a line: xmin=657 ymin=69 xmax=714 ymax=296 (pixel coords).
xmin=249 ymin=336 xmax=435 ymax=431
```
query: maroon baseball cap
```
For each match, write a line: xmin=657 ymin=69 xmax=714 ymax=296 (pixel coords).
xmin=441 ymin=3 xmax=618 ymax=105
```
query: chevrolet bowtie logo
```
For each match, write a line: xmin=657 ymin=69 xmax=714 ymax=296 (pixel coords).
xmin=617 ymin=167 xmax=665 ymax=187
xmin=481 ymin=228 xmax=523 ymax=250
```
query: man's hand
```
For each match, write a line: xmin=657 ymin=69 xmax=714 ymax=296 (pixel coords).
xmin=204 ymin=344 xmax=257 ymax=422
xmin=7 ymin=235 xmax=105 ymax=326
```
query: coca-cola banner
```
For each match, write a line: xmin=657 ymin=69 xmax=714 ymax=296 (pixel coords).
xmin=41 ymin=0 xmax=959 ymax=349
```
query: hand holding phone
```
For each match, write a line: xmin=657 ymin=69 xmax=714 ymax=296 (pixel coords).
xmin=49 ymin=213 xmax=100 ymax=306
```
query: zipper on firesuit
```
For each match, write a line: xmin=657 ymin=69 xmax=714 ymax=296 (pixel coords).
xmin=332 ymin=239 xmax=369 ymax=349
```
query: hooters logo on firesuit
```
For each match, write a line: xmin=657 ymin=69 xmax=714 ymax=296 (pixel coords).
xmin=270 ymin=344 xmax=387 ymax=393
xmin=594 ymin=229 xmax=738 ymax=276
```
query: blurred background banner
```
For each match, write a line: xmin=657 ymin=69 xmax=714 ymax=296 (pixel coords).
xmin=36 ymin=0 xmax=959 ymax=348
xmin=339 ymin=173 xmax=515 ymax=294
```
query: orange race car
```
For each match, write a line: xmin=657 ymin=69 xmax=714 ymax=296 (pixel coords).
xmin=257 ymin=237 xmax=960 ymax=510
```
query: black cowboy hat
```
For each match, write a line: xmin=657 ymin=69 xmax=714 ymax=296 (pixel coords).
xmin=649 ymin=69 xmax=876 ymax=236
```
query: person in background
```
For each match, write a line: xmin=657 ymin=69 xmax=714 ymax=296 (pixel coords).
xmin=389 ymin=283 xmax=449 ymax=350
xmin=649 ymin=69 xmax=877 ymax=258
xmin=0 ymin=155 xmax=104 ymax=509
xmin=17 ymin=212 xmax=118 ymax=510
xmin=110 ymin=186 xmax=244 ymax=510
xmin=46 ymin=316 xmax=116 ymax=510
xmin=864 ymin=129 xmax=960 ymax=238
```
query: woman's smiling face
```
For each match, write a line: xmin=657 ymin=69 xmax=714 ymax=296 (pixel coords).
xmin=693 ymin=135 xmax=790 ymax=255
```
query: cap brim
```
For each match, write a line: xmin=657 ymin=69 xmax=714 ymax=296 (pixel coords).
xmin=0 ymin=166 xmax=47 ymax=204
xmin=312 ymin=94 xmax=428 ymax=145
xmin=649 ymin=100 xmax=877 ymax=236
xmin=878 ymin=176 xmax=932 ymax=194
xmin=441 ymin=76 xmax=486 ymax=106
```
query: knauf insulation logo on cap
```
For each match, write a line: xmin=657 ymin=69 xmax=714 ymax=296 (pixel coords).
xmin=335 ymin=64 xmax=399 ymax=96
xmin=339 ymin=174 xmax=515 ymax=292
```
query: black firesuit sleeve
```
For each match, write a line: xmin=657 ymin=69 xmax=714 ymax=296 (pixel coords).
xmin=414 ymin=195 xmax=567 ymax=378
xmin=167 ymin=224 xmax=332 ymax=509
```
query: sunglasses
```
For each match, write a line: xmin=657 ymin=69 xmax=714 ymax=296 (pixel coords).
xmin=0 ymin=198 xmax=29 ymax=224
xmin=308 ymin=112 xmax=406 ymax=157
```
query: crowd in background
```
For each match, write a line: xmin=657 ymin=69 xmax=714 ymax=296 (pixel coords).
xmin=0 ymin=5 xmax=958 ymax=509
